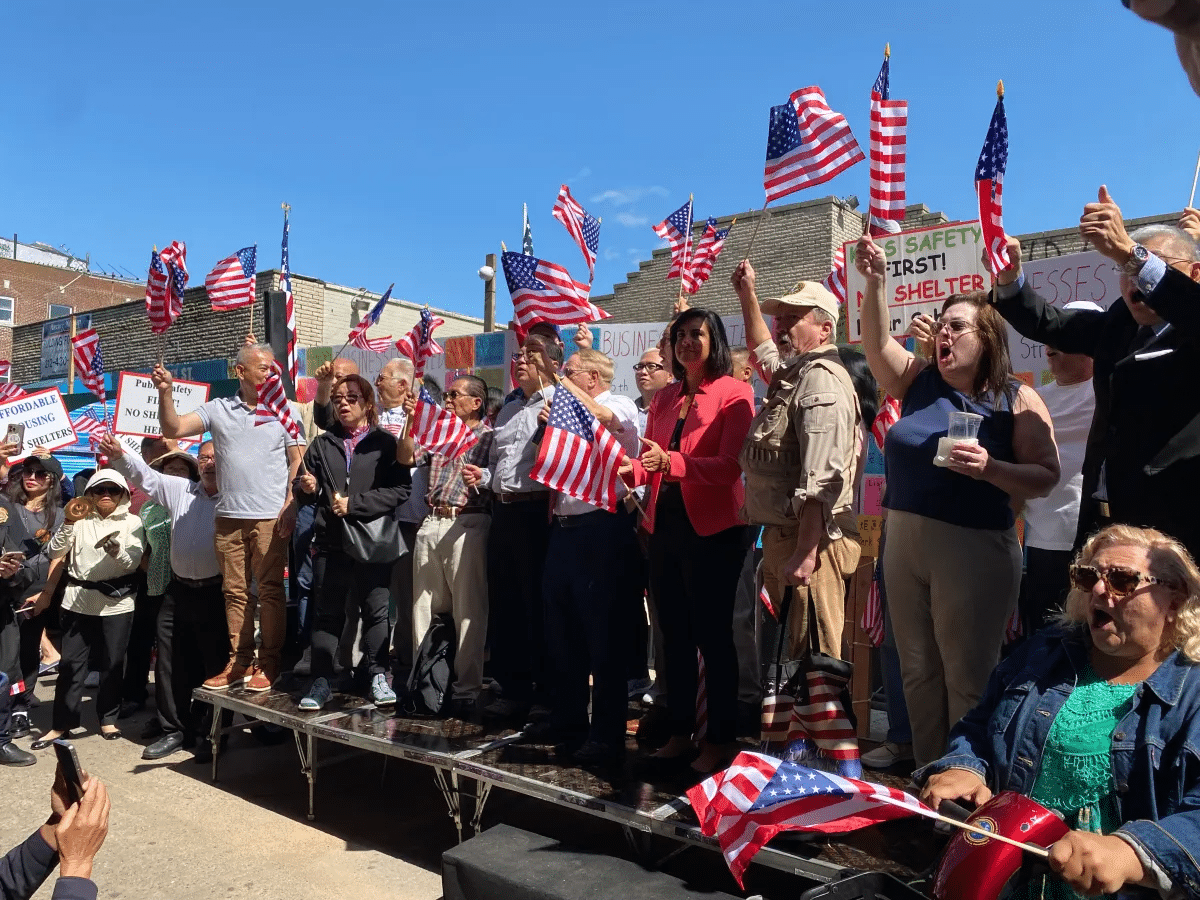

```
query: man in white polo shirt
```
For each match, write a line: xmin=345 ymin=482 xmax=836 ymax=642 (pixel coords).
xmin=153 ymin=343 xmax=304 ymax=693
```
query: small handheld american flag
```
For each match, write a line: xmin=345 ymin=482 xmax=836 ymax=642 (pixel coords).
xmin=529 ymin=387 xmax=626 ymax=513
xmin=651 ymin=198 xmax=693 ymax=280
xmin=501 ymin=252 xmax=608 ymax=332
xmin=681 ymin=217 xmax=731 ymax=295
xmin=205 ymin=246 xmax=257 ymax=311
xmin=253 ymin=361 xmax=300 ymax=439
xmin=975 ymin=88 xmax=1010 ymax=276
xmin=409 ymin=387 xmax=478 ymax=459
xmin=394 ymin=307 xmax=445 ymax=379
xmin=146 ymin=242 xmax=188 ymax=334
xmin=552 ymin=184 xmax=601 ymax=283
xmin=821 ymin=246 xmax=848 ymax=304
xmin=71 ymin=328 xmax=106 ymax=403
xmin=347 ymin=284 xmax=394 ymax=352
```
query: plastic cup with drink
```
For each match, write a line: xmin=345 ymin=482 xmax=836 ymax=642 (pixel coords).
xmin=933 ymin=411 xmax=983 ymax=467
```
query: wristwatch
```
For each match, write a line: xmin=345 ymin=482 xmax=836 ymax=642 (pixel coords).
xmin=1122 ymin=243 xmax=1150 ymax=275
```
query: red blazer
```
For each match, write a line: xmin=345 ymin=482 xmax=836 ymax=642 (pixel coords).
xmin=626 ymin=375 xmax=754 ymax=536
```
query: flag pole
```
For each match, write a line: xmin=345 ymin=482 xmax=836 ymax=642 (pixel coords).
xmin=1189 ymin=146 xmax=1200 ymax=209
xmin=741 ymin=201 xmax=770 ymax=261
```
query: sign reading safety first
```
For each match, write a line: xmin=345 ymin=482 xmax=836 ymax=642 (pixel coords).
xmin=0 ymin=388 xmax=77 ymax=460
xmin=113 ymin=372 xmax=209 ymax=439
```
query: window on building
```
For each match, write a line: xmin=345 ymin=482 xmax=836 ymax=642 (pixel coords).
xmin=49 ymin=303 xmax=72 ymax=319
xmin=0 ymin=297 xmax=13 ymax=326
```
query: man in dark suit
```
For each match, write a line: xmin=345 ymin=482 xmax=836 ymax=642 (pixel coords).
xmin=989 ymin=186 xmax=1200 ymax=557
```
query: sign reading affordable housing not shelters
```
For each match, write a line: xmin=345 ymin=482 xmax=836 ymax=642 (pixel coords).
xmin=0 ymin=388 xmax=77 ymax=460
xmin=113 ymin=372 xmax=209 ymax=438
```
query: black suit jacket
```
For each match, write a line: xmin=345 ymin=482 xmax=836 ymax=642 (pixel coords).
xmin=993 ymin=267 xmax=1200 ymax=554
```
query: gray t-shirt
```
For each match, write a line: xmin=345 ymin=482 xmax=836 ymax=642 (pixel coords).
xmin=195 ymin=394 xmax=304 ymax=519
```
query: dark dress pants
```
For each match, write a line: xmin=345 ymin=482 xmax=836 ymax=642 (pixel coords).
xmin=1018 ymin=546 xmax=1073 ymax=640
xmin=543 ymin=511 xmax=631 ymax=750
xmin=55 ymin=610 xmax=134 ymax=731
xmin=649 ymin=501 xmax=746 ymax=745
xmin=310 ymin=550 xmax=391 ymax=679
xmin=121 ymin=571 xmax=159 ymax=705
xmin=157 ymin=577 xmax=228 ymax=737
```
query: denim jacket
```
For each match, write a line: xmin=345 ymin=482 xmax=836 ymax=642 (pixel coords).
xmin=915 ymin=626 xmax=1200 ymax=897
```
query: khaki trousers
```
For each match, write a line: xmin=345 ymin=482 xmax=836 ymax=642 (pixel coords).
xmin=412 ymin=513 xmax=490 ymax=700
xmin=882 ymin=509 xmax=1020 ymax=768
xmin=762 ymin=524 xmax=861 ymax=660
xmin=214 ymin=517 xmax=288 ymax=676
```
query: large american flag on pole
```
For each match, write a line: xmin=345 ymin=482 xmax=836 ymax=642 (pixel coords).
xmin=146 ymin=242 xmax=187 ymax=334
xmin=867 ymin=53 xmax=908 ymax=237
xmin=409 ymin=387 xmax=478 ymax=459
xmin=347 ymin=284 xmax=394 ymax=352
xmin=975 ymin=93 xmax=1010 ymax=276
xmin=651 ymin=197 xmax=693 ymax=280
xmin=71 ymin=328 xmax=106 ymax=403
xmin=501 ymin=252 xmax=609 ymax=331
xmin=205 ymin=246 xmax=257 ymax=311
xmin=394 ymin=307 xmax=445 ymax=379
xmin=253 ymin=361 xmax=300 ymax=439
xmin=686 ymin=752 xmax=930 ymax=886
xmin=681 ymin=218 xmax=732 ymax=295
xmin=551 ymin=184 xmax=600 ymax=283
xmin=529 ymin=387 xmax=626 ymax=513
xmin=764 ymin=87 xmax=864 ymax=204
xmin=0 ymin=361 xmax=10 ymax=381
xmin=281 ymin=208 xmax=298 ymax=383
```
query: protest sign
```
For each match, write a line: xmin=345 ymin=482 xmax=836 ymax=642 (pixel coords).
xmin=113 ymin=372 xmax=209 ymax=438
xmin=0 ymin=388 xmax=77 ymax=460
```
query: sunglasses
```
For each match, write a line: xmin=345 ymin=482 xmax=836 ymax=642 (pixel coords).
xmin=331 ymin=394 xmax=363 ymax=404
xmin=23 ymin=470 xmax=51 ymax=481
xmin=89 ymin=485 xmax=124 ymax=497
xmin=1069 ymin=564 xmax=1173 ymax=597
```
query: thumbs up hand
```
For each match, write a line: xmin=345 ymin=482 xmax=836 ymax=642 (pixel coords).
xmin=1079 ymin=184 xmax=1136 ymax=265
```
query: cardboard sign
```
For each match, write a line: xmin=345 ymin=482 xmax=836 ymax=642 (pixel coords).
xmin=113 ymin=372 xmax=210 ymax=438
xmin=0 ymin=388 xmax=78 ymax=460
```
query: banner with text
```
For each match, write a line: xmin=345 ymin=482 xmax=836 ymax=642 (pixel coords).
xmin=0 ymin=388 xmax=77 ymax=460
xmin=113 ymin=372 xmax=210 ymax=438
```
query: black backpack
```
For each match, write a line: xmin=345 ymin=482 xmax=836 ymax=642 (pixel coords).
xmin=399 ymin=613 xmax=456 ymax=717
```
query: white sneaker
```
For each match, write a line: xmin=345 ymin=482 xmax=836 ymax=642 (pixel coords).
xmin=860 ymin=741 xmax=914 ymax=770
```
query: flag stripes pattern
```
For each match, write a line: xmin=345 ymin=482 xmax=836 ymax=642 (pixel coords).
xmin=409 ymin=387 xmax=478 ymax=459
xmin=71 ymin=329 xmax=106 ymax=402
xmin=867 ymin=57 xmax=908 ymax=237
xmin=871 ymin=395 xmax=901 ymax=450
xmin=281 ymin=210 xmax=298 ymax=382
xmin=681 ymin=218 xmax=731 ymax=295
xmin=205 ymin=246 xmax=257 ymax=311
xmin=145 ymin=242 xmax=188 ymax=334
xmin=253 ymin=362 xmax=300 ymax=439
xmin=975 ymin=96 xmax=1010 ymax=276
xmin=347 ymin=285 xmax=393 ymax=352
xmin=861 ymin=570 xmax=885 ymax=647
xmin=0 ymin=361 xmax=11 ymax=380
xmin=502 ymin=252 xmax=609 ymax=331
xmin=551 ymin=184 xmax=600 ymax=282
xmin=72 ymin=412 xmax=108 ymax=438
xmin=821 ymin=247 xmax=847 ymax=304
xmin=529 ymin=388 xmax=626 ymax=513
xmin=394 ymin=307 xmax=445 ymax=379
xmin=0 ymin=384 xmax=26 ymax=402
xmin=764 ymin=87 xmax=864 ymax=203
xmin=652 ymin=199 xmax=693 ymax=280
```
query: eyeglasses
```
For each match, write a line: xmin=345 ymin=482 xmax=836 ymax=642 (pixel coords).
xmin=935 ymin=318 xmax=978 ymax=337
xmin=511 ymin=348 xmax=547 ymax=362
xmin=1069 ymin=564 xmax=1174 ymax=597
xmin=562 ymin=368 xmax=595 ymax=379
xmin=89 ymin=485 xmax=124 ymax=497
xmin=633 ymin=362 xmax=664 ymax=373
xmin=197 ymin=455 xmax=215 ymax=463
xmin=23 ymin=470 xmax=51 ymax=481
xmin=331 ymin=393 xmax=363 ymax=405
xmin=444 ymin=390 xmax=464 ymax=400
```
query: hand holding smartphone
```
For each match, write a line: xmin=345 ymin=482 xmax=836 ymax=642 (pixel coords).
xmin=53 ymin=740 xmax=85 ymax=805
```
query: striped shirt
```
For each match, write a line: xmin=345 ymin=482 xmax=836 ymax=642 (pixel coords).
xmin=425 ymin=422 xmax=493 ymax=514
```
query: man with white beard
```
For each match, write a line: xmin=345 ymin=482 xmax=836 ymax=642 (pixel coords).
xmin=730 ymin=261 xmax=862 ymax=661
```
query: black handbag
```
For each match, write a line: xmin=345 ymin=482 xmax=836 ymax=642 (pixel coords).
xmin=314 ymin=435 xmax=401 ymax=565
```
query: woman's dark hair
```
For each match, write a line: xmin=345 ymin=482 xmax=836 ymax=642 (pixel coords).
xmin=669 ymin=308 xmax=733 ymax=383
xmin=836 ymin=347 xmax=880 ymax=431
xmin=940 ymin=292 xmax=1017 ymax=404
xmin=486 ymin=387 xmax=504 ymax=420
xmin=6 ymin=460 xmax=63 ymax=531
xmin=332 ymin=374 xmax=378 ymax=427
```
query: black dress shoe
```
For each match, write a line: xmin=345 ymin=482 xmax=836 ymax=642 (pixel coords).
xmin=142 ymin=732 xmax=185 ymax=760
xmin=10 ymin=713 xmax=30 ymax=739
xmin=100 ymin=729 xmax=122 ymax=741
xmin=118 ymin=700 xmax=143 ymax=719
xmin=30 ymin=736 xmax=59 ymax=751
xmin=573 ymin=740 xmax=625 ymax=770
xmin=0 ymin=742 xmax=36 ymax=766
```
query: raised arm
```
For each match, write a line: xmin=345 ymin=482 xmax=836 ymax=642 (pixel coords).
xmin=855 ymin=235 xmax=925 ymax=400
xmin=731 ymin=260 xmax=773 ymax=352
xmin=151 ymin=364 xmax=205 ymax=439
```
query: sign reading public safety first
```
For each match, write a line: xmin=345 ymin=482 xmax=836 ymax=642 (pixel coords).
xmin=113 ymin=372 xmax=209 ymax=439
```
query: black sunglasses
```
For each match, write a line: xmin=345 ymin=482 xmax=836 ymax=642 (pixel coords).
xmin=89 ymin=485 xmax=124 ymax=497
xmin=1069 ymin=564 xmax=1173 ymax=598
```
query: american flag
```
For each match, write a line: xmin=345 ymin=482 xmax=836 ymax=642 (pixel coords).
xmin=686 ymin=752 xmax=929 ymax=886
xmin=759 ymin=667 xmax=861 ymax=775
xmin=871 ymin=395 xmax=901 ymax=450
xmin=145 ymin=243 xmax=187 ymax=335
xmin=552 ymin=184 xmax=600 ymax=283
xmin=681 ymin=217 xmax=731 ymax=295
xmin=71 ymin=328 xmax=106 ymax=402
xmin=205 ymin=246 xmax=257 ymax=311
xmin=394 ymin=307 xmax=445 ymax=379
xmin=409 ymin=387 xmax=478 ymax=459
xmin=522 ymin=202 xmax=534 ymax=256
xmin=281 ymin=208 xmax=298 ymax=382
xmin=651 ymin=198 xmax=693 ymax=280
xmin=821 ymin=247 xmax=848 ymax=304
xmin=764 ymin=87 xmax=865 ymax=204
xmin=347 ymin=284 xmax=394 ymax=352
xmin=253 ymin=361 xmax=300 ymax=439
xmin=975 ymin=95 xmax=1010 ymax=275
xmin=861 ymin=566 xmax=886 ymax=647
xmin=529 ymin=387 xmax=626 ymax=513
xmin=0 ymin=384 xmax=26 ymax=402
xmin=501 ymin=251 xmax=609 ymax=331
xmin=867 ymin=55 xmax=907 ymax=237
xmin=72 ymin=411 xmax=108 ymax=441
xmin=0 ymin=361 xmax=11 ymax=381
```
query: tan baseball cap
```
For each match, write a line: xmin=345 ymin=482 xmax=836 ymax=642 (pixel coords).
xmin=760 ymin=280 xmax=840 ymax=324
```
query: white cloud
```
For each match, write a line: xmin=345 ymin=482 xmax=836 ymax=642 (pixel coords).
xmin=603 ymin=247 xmax=622 ymax=261
xmin=567 ymin=166 xmax=592 ymax=183
xmin=590 ymin=186 xmax=669 ymax=207
xmin=615 ymin=213 xmax=649 ymax=228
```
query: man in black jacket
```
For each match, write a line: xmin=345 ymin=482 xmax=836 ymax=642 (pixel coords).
xmin=1 ymin=490 xmax=39 ymax=766
xmin=990 ymin=187 xmax=1200 ymax=557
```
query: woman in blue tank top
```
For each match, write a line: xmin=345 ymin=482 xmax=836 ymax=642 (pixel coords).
xmin=854 ymin=233 xmax=1061 ymax=770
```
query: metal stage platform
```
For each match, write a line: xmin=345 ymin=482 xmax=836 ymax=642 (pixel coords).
xmin=194 ymin=685 xmax=939 ymax=888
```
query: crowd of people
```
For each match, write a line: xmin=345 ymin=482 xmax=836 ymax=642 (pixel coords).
xmin=0 ymin=187 xmax=1199 ymax=897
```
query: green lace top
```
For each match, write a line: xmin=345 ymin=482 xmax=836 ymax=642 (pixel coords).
xmin=1014 ymin=666 xmax=1137 ymax=900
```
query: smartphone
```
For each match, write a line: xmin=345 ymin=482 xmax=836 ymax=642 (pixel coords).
xmin=3 ymin=423 xmax=24 ymax=451
xmin=52 ymin=739 xmax=84 ymax=804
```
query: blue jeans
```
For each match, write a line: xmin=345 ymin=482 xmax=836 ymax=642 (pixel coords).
xmin=291 ymin=502 xmax=317 ymax=644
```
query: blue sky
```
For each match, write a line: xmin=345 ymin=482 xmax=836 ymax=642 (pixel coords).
xmin=3 ymin=2 xmax=1196 ymax=327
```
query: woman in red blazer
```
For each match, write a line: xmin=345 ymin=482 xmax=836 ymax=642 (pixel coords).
xmin=621 ymin=307 xmax=754 ymax=776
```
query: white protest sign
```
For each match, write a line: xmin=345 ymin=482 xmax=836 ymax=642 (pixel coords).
xmin=113 ymin=372 xmax=209 ymax=438
xmin=845 ymin=221 xmax=988 ymax=341
xmin=0 ymin=388 xmax=78 ymax=460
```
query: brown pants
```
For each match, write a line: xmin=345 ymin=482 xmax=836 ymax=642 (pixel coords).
xmin=762 ymin=523 xmax=861 ymax=660
xmin=214 ymin=517 xmax=288 ymax=676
